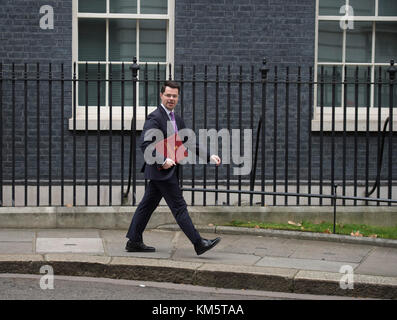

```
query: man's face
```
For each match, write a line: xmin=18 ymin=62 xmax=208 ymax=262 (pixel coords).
xmin=160 ymin=86 xmax=179 ymax=111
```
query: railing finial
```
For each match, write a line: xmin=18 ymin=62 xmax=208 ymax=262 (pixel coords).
xmin=260 ymin=57 xmax=269 ymax=80
xmin=387 ymin=59 xmax=396 ymax=81
xmin=130 ymin=56 xmax=140 ymax=80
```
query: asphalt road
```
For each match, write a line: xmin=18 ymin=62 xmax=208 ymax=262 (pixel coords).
xmin=0 ymin=273 xmax=366 ymax=301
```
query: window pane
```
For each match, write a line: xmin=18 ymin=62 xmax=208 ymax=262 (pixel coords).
xmin=374 ymin=67 xmax=397 ymax=108
xmin=349 ymin=0 xmax=375 ymax=16
xmin=110 ymin=0 xmax=137 ymax=14
xmin=317 ymin=66 xmax=342 ymax=107
xmin=345 ymin=67 xmax=371 ymax=108
xmin=375 ymin=22 xmax=397 ymax=63
xmin=141 ymin=0 xmax=168 ymax=14
xmin=78 ymin=64 xmax=106 ymax=107
xmin=139 ymin=20 xmax=167 ymax=62
xmin=109 ymin=20 xmax=137 ymax=62
xmin=319 ymin=0 xmax=346 ymax=15
xmin=79 ymin=0 xmax=106 ymax=13
xmin=346 ymin=22 xmax=372 ymax=63
xmin=78 ymin=19 xmax=106 ymax=61
xmin=378 ymin=0 xmax=397 ymax=16
xmin=139 ymin=64 xmax=167 ymax=106
xmin=108 ymin=64 xmax=133 ymax=106
xmin=318 ymin=21 xmax=343 ymax=62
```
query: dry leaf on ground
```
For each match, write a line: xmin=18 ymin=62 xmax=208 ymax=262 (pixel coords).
xmin=288 ymin=221 xmax=302 ymax=227
xmin=350 ymin=230 xmax=363 ymax=237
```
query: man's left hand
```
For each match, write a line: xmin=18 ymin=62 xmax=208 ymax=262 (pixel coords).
xmin=210 ymin=155 xmax=221 ymax=166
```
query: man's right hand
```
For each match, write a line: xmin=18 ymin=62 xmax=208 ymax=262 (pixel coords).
xmin=162 ymin=158 xmax=176 ymax=169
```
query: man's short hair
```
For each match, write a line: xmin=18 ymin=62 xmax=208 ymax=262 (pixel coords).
xmin=161 ymin=81 xmax=180 ymax=94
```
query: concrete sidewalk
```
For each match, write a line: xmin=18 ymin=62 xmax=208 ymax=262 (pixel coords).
xmin=0 ymin=225 xmax=396 ymax=299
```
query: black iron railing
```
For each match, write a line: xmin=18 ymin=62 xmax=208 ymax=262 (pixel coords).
xmin=0 ymin=58 xmax=396 ymax=207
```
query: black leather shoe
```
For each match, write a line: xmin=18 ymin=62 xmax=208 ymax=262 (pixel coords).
xmin=125 ymin=240 xmax=155 ymax=252
xmin=194 ymin=237 xmax=221 ymax=256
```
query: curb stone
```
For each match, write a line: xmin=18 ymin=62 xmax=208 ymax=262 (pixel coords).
xmin=0 ymin=255 xmax=396 ymax=299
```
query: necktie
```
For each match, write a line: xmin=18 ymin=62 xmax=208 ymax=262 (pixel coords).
xmin=169 ymin=111 xmax=178 ymax=133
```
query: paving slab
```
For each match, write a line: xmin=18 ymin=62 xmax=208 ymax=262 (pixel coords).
xmin=214 ymin=234 xmax=297 ymax=257
xmin=36 ymin=238 xmax=104 ymax=254
xmin=0 ymin=242 xmax=34 ymax=254
xmin=354 ymin=247 xmax=397 ymax=277
xmin=289 ymin=239 xmax=373 ymax=263
xmin=0 ymin=230 xmax=35 ymax=242
xmin=252 ymin=238 xmax=299 ymax=258
xmin=255 ymin=256 xmax=358 ymax=273
xmin=0 ymin=254 xmax=43 ymax=262
xmin=36 ymin=229 xmax=100 ymax=238
xmin=173 ymin=247 xmax=262 ymax=266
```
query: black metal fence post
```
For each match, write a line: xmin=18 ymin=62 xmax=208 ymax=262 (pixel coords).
xmin=60 ymin=63 xmax=65 ymax=207
xmin=24 ymin=63 xmax=28 ymax=206
xmin=333 ymin=184 xmax=338 ymax=234
xmin=84 ymin=62 xmax=89 ymax=206
xmin=121 ymin=63 xmax=125 ymax=205
xmin=260 ymin=59 xmax=269 ymax=206
xmin=72 ymin=62 xmax=77 ymax=206
xmin=296 ymin=66 xmax=302 ymax=205
xmin=273 ymin=66 xmax=278 ymax=205
xmin=387 ymin=60 xmax=396 ymax=205
xmin=0 ymin=63 xmax=2 ymax=207
xmin=96 ymin=62 xmax=101 ymax=206
xmin=109 ymin=63 xmax=113 ymax=206
xmin=125 ymin=57 xmax=139 ymax=205
xmin=36 ymin=63 xmax=40 ymax=206
xmin=284 ymin=67 xmax=289 ymax=205
xmin=11 ymin=63 xmax=15 ymax=206
xmin=307 ymin=66 xmax=313 ymax=205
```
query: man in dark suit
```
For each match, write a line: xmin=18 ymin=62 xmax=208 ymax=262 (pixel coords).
xmin=126 ymin=81 xmax=221 ymax=255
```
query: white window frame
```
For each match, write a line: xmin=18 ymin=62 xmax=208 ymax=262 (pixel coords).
xmin=70 ymin=0 xmax=175 ymax=131
xmin=314 ymin=0 xmax=397 ymax=131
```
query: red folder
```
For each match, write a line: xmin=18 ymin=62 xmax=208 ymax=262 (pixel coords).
xmin=155 ymin=133 xmax=188 ymax=164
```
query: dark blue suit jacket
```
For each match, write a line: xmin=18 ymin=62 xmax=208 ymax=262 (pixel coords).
xmin=140 ymin=106 xmax=210 ymax=181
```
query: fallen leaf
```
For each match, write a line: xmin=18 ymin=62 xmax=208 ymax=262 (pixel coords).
xmin=66 ymin=204 xmax=73 ymax=208
xmin=254 ymin=225 xmax=260 ymax=229
xmin=350 ymin=230 xmax=363 ymax=237
xmin=288 ymin=221 xmax=302 ymax=227
xmin=208 ymin=223 xmax=214 ymax=227
xmin=369 ymin=234 xmax=378 ymax=238
xmin=324 ymin=228 xmax=332 ymax=234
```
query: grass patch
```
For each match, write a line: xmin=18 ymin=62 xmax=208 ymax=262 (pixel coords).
xmin=225 ymin=220 xmax=397 ymax=240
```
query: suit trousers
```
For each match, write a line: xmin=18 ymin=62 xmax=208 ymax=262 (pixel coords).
xmin=126 ymin=172 xmax=201 ymax=245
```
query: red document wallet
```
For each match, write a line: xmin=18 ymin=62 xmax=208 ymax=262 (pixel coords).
xmin=155 ymin=133 xmax=188 ymax=164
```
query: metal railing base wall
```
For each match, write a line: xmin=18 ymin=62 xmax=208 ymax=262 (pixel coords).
xmin=1 ymin=182 xmax=396 ymax=207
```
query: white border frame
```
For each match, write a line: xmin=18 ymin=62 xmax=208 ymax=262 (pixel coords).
xmin=70 ymin=0 xmax=175 ymax=131
xmin=313 ymin=0 xmax=397 ymax=131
